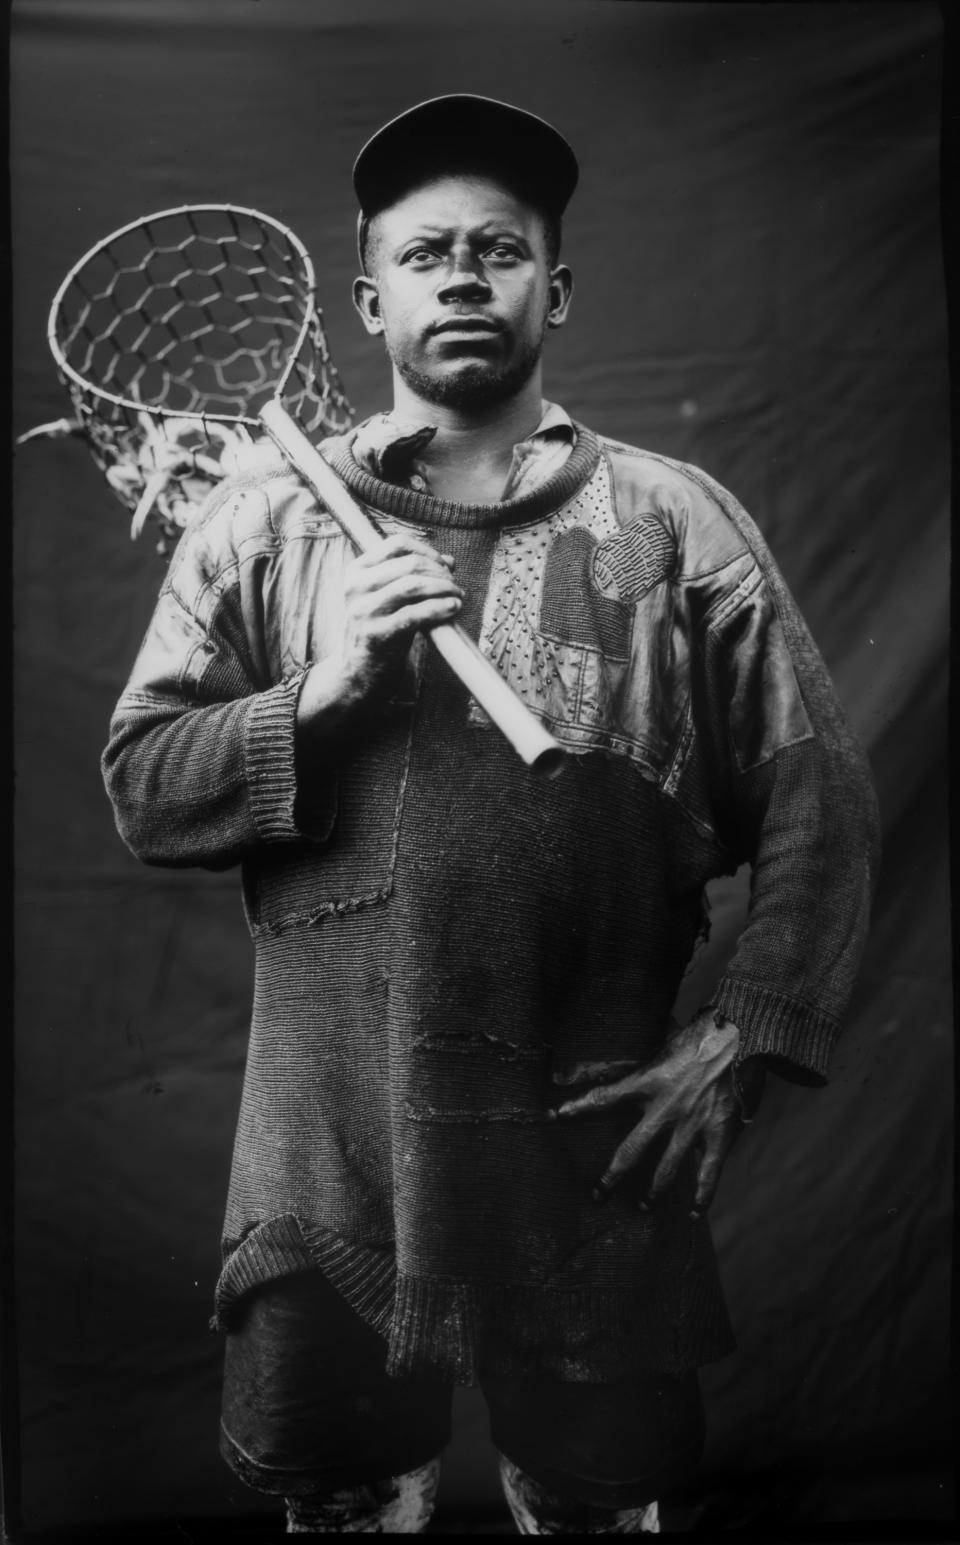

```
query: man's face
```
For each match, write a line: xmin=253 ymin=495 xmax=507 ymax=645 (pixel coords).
xmin=354 ymin=175 xmax=569 ymax=412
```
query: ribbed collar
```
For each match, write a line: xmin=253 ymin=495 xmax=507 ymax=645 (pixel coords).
xmin=350 ymin=399 xmax=576 ymax=484
xmin=323 ymin=420 xmax=602 ymax=531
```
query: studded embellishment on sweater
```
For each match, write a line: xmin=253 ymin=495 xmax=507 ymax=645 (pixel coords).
xmin=476 ymin=456 xmax=683 ymax=777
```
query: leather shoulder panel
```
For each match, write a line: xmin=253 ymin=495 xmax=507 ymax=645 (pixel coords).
xmin=601 ymin=440 xmax=748 ymax=581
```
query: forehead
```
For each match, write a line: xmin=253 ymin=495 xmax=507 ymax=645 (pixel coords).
xmin=372 ymin=174 xmax=544 ymax=243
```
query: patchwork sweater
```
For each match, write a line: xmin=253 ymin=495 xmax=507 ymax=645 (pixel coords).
xmin=101 ymin=415 xmax=880 ymax=1382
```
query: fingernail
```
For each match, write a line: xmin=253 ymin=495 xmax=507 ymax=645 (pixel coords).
xmin=591 ymin=1185 xmax=609 ymax=1205
xmin=546 ymin=1107 xmax=558 ymax=1122
xmin=637 ymin=1196 xmax=652 ymax=1212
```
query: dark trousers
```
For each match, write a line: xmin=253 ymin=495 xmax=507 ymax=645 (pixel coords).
xmin=220 ymin=1270 xmax=705 ymax=1512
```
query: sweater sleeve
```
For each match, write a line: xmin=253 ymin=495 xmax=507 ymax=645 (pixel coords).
xmin=681 ymin=471 xmax=881 ymax=1085
xmin=101 ymin=485 xmax=336 ymax=870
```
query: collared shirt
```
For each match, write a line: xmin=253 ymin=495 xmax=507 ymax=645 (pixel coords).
xmin=350 ymin=400 xmax=576 ymax=501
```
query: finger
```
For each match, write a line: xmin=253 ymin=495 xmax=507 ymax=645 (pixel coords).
xmin=554 ymin=1072 xmax=650 ymax=1120
xmin=364 ymin=595 xmax=464 ymax=641
xmin=592 ymin=1113 xmax=667 ymax=1201
xmin=350 ymin=553 xmax=461 ymax=599
xmin=358 ymin=575 xmax=464 ymax=624
xmin=355 ymin=532 xmax=455 ymax=569
xmin=646 ymin=1126 xmax=696 ymax=1207
xmin=690 ymin=1122 xmax=737 ymax=1217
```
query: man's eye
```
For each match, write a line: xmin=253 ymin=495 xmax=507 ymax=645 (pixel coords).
xmin=404 ymin=248 xmax=438 ymax=264
xmin=486 ymin=245 xmax=521 ymax=261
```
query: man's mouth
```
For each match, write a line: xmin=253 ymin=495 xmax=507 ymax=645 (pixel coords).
xmin=429 ymin=317 xmax=503 ymax=336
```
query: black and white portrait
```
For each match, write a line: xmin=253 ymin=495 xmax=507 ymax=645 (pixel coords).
xmin=8 ymin=2 xmax=951 ymax=1539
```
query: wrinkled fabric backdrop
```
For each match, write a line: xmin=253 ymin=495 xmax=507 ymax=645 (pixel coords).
xmin=10 ymin=0 xmax=951 ymax=1536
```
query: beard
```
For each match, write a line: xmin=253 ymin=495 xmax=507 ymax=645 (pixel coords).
xmin=388 ymin=326 xmax=546 ymax=412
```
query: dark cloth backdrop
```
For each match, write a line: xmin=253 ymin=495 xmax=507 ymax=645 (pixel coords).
xmin=11 ymin=0 xmax=951 ymax=1536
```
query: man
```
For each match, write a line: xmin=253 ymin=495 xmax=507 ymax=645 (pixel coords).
xmin=102 ymin=96 xmax=880 ymax=1534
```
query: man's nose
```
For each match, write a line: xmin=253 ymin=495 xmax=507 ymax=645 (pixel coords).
xmin=438 ymin=250 xmax=492 ymax=300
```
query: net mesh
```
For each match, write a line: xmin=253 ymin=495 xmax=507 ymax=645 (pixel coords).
xmin=47 ymin=204 xmax=354 ymax=551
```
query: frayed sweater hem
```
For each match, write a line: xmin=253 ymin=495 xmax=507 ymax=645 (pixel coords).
xmin=210 ymin=1213 xmax=736 ymax=1384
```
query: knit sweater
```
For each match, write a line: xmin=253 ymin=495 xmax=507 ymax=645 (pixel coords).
xmin=102 ymin=415 xmax=880 ymax=1383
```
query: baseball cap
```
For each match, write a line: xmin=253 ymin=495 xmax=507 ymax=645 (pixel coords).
xmin=352 ymin=94 xmax=579 ymax=220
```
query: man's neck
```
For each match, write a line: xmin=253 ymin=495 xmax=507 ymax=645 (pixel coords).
xmin=390 ymin=372 xmax=545 ymax=503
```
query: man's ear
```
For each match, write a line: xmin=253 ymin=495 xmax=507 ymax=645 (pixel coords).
xmin=546 ymin=264 xmax=574 ymax=331
xmin=353 ymin=276 xmax=384 ymax=336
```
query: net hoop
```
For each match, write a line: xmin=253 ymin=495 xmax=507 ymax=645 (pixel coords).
xmin=31 ymin=201 xmax=354 ymax=551
xmin=46 ymin=202 xmax=320 ymax=429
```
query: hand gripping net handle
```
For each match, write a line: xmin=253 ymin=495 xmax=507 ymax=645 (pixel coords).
xmin=38 ymin=202 xmax=354 ymax=549
xmin=259 ymin=402 xmax=566 ymax=778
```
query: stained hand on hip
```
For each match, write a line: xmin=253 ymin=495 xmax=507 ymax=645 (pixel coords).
xmin=553 ymin=1010 xmax=764 ymax=1217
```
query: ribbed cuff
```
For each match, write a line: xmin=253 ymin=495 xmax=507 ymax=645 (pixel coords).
xmin=710 ymin=975 xmax=840 ymax=1085
xmin=298 ymin=1221 xmax=396 ymax=1338
xmin=244 ymin=672 xmax=336 ymax=843
xmin=212 ymin=1215 xmax=397 ymax=1337
xmin=212 ymin=1214 xmax=317 ymax=1331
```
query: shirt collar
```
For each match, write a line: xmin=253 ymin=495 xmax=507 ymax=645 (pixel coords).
xmin=350 ymin=400 xmax=575 ymax=483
